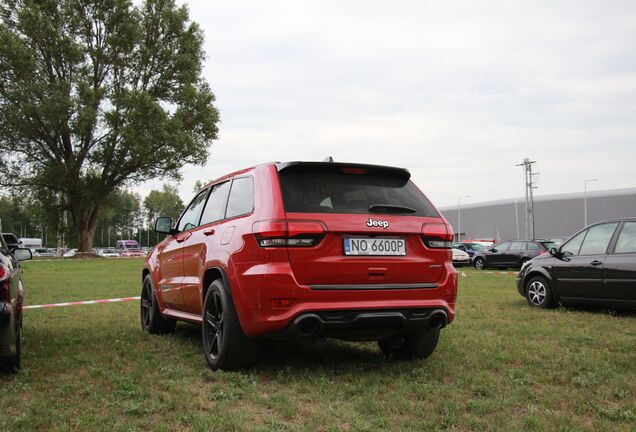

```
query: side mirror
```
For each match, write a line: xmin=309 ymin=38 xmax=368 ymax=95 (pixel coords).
xmin=13 ymin=248 xmax=32 ymax=262
xmin=490 ymin=248 xmax=497 ymax=253
xmin=155 ymin=217 xmax=176 ymax=235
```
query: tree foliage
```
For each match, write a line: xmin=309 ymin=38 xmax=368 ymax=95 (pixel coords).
xmin=0 ymin=0 xmax=219 ymax=251
xmin=143 ymin=183 xmax=183 ymax=225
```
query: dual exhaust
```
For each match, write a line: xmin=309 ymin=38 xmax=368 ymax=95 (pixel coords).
xmin=290 ymin=309 xmax=448 ymax=338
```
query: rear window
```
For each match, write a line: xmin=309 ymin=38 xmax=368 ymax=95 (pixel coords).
xmin=278 ymin=169 xmax=438 ymax=217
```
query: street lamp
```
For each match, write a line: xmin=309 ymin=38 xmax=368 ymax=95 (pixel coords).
xmin=584 ymin=178 xmax=597 ymax=227
xmin=458 ymin=195 xmax=471 ymax=242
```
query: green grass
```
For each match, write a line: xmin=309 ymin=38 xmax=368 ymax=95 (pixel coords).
xmin=1 ymin=260 xmax=635 ymax=431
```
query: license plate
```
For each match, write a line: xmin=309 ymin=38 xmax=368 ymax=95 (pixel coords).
xmin=344 ymin=237 xmax=406 ymax=256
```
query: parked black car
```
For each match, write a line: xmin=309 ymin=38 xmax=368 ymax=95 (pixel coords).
xmin=517 ymin=218 xmax=636 ymax=309
xmin=0 ymin=234 xmax=32 ymax=372
xmin=473 ymin=240 xmax=556 ymax=270
xmin=452 ymin=242 xmax=487 ymax=258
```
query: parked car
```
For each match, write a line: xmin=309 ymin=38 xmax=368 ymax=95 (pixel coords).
xmin=98 ymin=248 xmax=119 ymax=258
xmin=0 ymin=234 xmax=32 ymax=371
xmin=451 ymin=248 xmax=471 ymax=267
xmin=473 ymin=239 xmax=556 ymax=270
xmin=517 ymin=218 xmax=636 ymax=309
xmin=141 ymin=161 xmax=458 ymax=370
xmin=63 ymin=248 xmax=77 ymax=258
xmin=121 ymin=249 xmax=145 ymax=257
xmin=33 ymin=248 xmax=55 ymax=257
xmin=452 ymin=242 xmax=487 ymax=258
xmin=461 ymin=238 xmax=496 ymax=248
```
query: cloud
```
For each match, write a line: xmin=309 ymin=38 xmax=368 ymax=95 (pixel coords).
xmin=136 ymin=0 xmax=636 ymax=208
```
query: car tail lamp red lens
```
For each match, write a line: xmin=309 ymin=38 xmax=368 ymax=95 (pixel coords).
xmin=253 ymin=220 xmax=326 ymax=247
xmin=0 ymin=264 xmax=9 ymax=303
xmin=421 ymin=223 xmax=453 ymax=249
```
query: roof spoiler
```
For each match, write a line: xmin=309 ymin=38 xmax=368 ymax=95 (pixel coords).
xmin=275 ymin=161 xmax=411 ymax=180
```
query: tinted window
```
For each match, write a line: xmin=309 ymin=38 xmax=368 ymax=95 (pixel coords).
xmin=509 ymin=241 xmax=524 ymax=250
xmin=178 ymin=190 xmax=209 ymax=231
xmin=561 ymin=230 xmax=586 ymax=256
xmin=615 ymin=222 xmax=636 ymax=254
xmin=526 ymin=242 xmax=542 ymax=250
xmin=579 ymin=223 xmax=618 ymax=255
xmin=493 ymin=242 xmax=510 ymax=251
xmin=200 ymin=182 xmax=231 ymax=225
xmin=226 ymin=177 xmax=254 ymax=219
xmin=279 ymin=169 xmax=438 ymax=216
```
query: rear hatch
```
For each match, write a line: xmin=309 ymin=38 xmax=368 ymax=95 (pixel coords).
xmin=275 ymin=162 xmax=452 ymax=287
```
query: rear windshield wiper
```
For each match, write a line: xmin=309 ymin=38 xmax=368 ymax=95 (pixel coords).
xmin=368 ymin=204 xmax=416 ymax=214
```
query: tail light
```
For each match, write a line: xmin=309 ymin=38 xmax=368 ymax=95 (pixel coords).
xmin=422 ymin=223 xmax=454 ymax=249
xmin=253 ymin=220 xmax=327 ymax=247
xmin=0 ymin=263 xmax=9 ymax=303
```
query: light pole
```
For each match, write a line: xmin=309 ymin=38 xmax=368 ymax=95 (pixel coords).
xmin=584 ymin=178 xmax=597 ymax=227
xmin=457 ymin=195 xmax=471 ymax=242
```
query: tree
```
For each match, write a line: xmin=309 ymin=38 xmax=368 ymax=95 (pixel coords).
xmin=0 ymin=0 xmax=219 ymax=252
xmin=144 ymin=183 xmax=184 ymax=226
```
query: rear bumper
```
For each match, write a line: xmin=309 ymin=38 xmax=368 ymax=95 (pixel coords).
xmin=271 ymin=308 xmax=448 ymax=341
xmin=233 ymin=261 xmax=457 ymax=338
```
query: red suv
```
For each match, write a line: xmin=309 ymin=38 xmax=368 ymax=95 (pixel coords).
xmin=141 ymin=161 xmax=457 ymax=370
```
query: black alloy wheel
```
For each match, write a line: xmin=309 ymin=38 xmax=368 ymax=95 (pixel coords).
xmin=202 ymin=279 xmax=255 ymax=371
xmin=140 ymin=275 xmax=176 ymax=334
xmin=203 ymin=290 xmax=225 ymax=362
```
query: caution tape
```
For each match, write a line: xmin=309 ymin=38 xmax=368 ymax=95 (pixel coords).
xmin=24 ymin=296 xmax=140 ymax=310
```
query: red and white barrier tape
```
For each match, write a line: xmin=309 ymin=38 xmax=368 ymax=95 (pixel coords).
xmin=24 ymin=296 xmax=140 ymax=310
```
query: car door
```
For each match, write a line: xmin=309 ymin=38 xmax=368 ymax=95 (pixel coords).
xmin=181 ymin=181 xmax=232 ymax=315
xmin=602 ymin=221 xmax=636 ymax=306
xmin=505 ymin=241 xmax=525 ymax=266
xmin=553 ymin=222 xmax=619 ymax=302
xmin=156 ymin=189 xmax=209 ymax=311
xmin=488 ymin=242 xmax=511 ymax=267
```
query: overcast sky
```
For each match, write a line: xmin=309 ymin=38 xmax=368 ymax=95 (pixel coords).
xmin=137 ymin=0 xmax=636 ymax=208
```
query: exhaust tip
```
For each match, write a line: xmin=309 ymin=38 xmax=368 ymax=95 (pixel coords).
xmin=297 ymin=317 xmax=321 ymax=337
xmin=429 ymin=311 xmax=447 ymax=330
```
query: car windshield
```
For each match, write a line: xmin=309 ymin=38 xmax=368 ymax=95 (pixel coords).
xmin=466 ymin=243 xmax=486 ymax=251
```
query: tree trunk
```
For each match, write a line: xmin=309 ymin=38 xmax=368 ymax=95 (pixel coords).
xmin=71 ymin=201 xmax=102 ymax=253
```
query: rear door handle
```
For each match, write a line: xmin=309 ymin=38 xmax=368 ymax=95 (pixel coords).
xmin=203 ymin=228 xmax=215 ymax=236
xmin=590 ymin=260 xmax=603 ymax=266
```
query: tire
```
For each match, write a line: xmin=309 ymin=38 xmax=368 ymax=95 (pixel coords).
xmin=525 ymin=275 xmax=557 ymax=309
xmin=474 ymin=257 xmax=486 ymax=270
xmin=378 ymin=328 xmax=440 ymax=360
xmin=140 ymin=275 xmax=176 ymax=334
xmin=0 ymin=325 xmax=21 ymax=373
xmin=202 ymin=279 xmax=255 ymax=371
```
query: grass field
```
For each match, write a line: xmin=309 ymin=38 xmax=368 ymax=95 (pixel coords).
xmin=1 ymin=259 xmax=634 ymax=431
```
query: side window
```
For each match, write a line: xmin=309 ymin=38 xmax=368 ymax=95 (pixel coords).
xmin=493 ymin=242 xmax=510 ymax=251
xmin=177 ymin=190 xmax=209 ymax=232
xmin=526 ymin=242 xmax=542 ymax=250
xmin=561 ymin=230 xmax=586 ymax=256
xmin=614 ymin=222 xmax=636 ymax=254
xmin=509 ymin=241 xmax=524 ymax=250
xmin=226 ymin=177 xmax=254 ymax=219
xmin=200 ymin=181 xmax=231 ymax=225
xmin=579 ymin=223 xmax=619 ymax=255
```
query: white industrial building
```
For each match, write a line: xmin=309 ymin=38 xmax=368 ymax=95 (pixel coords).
xmin=440 ymin=188 xmax=636 ymax=242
